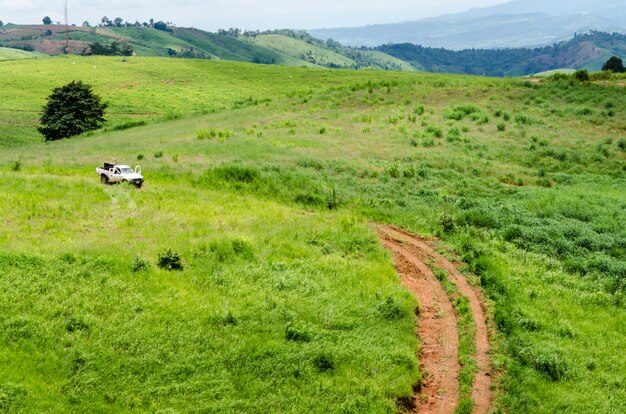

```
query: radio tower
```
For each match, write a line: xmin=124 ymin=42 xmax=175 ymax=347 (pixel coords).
xmin=64 ymin=0 xmax=69 ymax=53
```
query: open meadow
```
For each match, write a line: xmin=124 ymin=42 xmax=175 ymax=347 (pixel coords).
xmin=1 ymin=56 xmax=625 ymax=413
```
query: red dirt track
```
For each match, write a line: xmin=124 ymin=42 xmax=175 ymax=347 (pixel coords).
xmin=377 ymin=225 xmax=492 ymax=414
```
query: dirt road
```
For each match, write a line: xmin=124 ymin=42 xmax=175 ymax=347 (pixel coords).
xmin=377 ymin=225 xmax=492 ymax=414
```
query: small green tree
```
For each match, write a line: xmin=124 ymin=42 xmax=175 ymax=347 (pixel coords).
xmin=38 ymin=81 xmax=107 ymax=141
xmin=42 ymin=16 xmax=52 ymax=25
xmin=602 ymin=56 xmax=625 ymax=73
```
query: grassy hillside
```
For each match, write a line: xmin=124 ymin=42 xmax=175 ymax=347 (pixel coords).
xmin=0 ymin=56 xmax=421 ymax=148
xmin=0 ymin=25 xmax=411 ymax=71
xmin=1 ymin=58 xmax=625 ymax=413
xmin=0 ymin=47 xmax=39 ymax=61
xmin=254 ymin=34 xmax=356 ymax=67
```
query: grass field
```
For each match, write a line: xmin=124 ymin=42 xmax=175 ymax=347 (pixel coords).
xmin=1 ymin=57 xmax=625 ymax=413
xmin=0 ymin=47 xmax=39 ymax=61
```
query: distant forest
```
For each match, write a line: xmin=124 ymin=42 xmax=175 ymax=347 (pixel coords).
xmin=376 ymin=31 xmax=626 ymax=76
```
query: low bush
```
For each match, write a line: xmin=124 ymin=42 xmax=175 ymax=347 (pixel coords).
xmin=214 ymin=165 xmax=260 ymax=183
xmin=157 ymin=249 xmax=184 ymax=271
xmin=285 ymin=324 xmax=312 ymax=342
xmin=425 ymin=125 xmax=443 ymax=138
xmin=196 ymin=128 xmax=234 ymax=141
xmin=573 ymin=70 xmax=590 ymax=82
xmin=377 ymin=296 xmax=410 ymax=321
xmin=313 ymin=352 xmax=335 ymax=372
xmin=132 ymin=256 xmax=150 ymax=272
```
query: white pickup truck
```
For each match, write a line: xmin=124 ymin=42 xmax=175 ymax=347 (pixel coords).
xmin=96 ymin=162 xmax=144 ymax=188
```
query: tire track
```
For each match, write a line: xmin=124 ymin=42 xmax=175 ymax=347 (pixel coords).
xmin=378 ymin=229 xmax=460 ymax=413
xmin=377 ymin=225 xmax=492 ymax=414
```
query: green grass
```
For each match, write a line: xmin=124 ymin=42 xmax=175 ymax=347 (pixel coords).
xmin=0 ymin=175 xmax=418 ymax=413
xmin=1 ymin=58 xmax=625 ymax=413
xmin=0 ymin=47 xmax=39 ymax=61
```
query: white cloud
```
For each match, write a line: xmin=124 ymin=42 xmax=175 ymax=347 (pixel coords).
xmin=0 ymin=0 xmax=508 ymax=30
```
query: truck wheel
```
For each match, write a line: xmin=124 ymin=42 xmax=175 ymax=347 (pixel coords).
xmin=100 ymin=174 xmax=109 ymax=184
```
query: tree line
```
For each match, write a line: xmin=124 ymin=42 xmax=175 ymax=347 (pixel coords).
xmin=81 ymin=40 xmax=133 ymax=56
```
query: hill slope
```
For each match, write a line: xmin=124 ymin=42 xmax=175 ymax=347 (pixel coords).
xmin=1 ymin=58 xmax=624 ymax=413
xmin=0 ymin=24 xmax=411 ymax=71
xmin=377 ymin=31 xmax=626 ymax=76
xmin=308 ymin=0 xmax=626 ymax=49
xmin=0 ymin=46 xmax=39 ymax=60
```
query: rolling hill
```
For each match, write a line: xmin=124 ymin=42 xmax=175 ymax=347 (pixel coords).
xmin=0 ymin=24 xmax=412 ymax=71
xmin=1 ymin=56 xmax=625 ymax=413
xmin=0 ymin=46 xmax=40 ymax=61
xmin=1 ymin=23 xmax=624 ymax=76
xmin=308 ymin=0 xmax=626 ymax=49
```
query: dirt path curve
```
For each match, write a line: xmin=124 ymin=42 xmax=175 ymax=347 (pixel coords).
xmin=377 ymin=225 xmax=492 ymax=414
xmin=378 ymin=228 xmax=460 ymax=413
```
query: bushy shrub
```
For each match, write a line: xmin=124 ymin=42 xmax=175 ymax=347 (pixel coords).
xmin=425 ymin=125 xmax=443 ymax=138
xmin=157 ymin=249 xmax=184 ymax=271
xmin=313 ymin=352 xmax=335 ymax=372
xmin=65 ymin=317 xmax=89 ymax=333
xmin=447 ymin=127 xmax=461 ymax=142
xmin=439 ymin=213 xmax=456 ymax=233
xmin=285 ymin=324 xmax=312 ymax=342
xmin=422 ymin=136 xmax=435 ymax=147
xmin=132 ymin=257 xmax=150 ymax=272
xmin=443 ymin=104 xmax=481 ymax=121
xmin=326 ymin=188 xmax=340 ymax=210
xmin=377 ymin=296 xmax=409 ymax=321
xmin=386 ymin=164 xmax=400 ymax=178
xmin=196 ymin=128 xmax=234 ymax=141
xmin=573 ymin=69 xmax=590 ymax=82
xmin=214 ymin=165 xmax=260 ymax=183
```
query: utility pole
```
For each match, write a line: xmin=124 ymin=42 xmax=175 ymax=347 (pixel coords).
xmin=64 ymin=0 xmax=69 ymax=54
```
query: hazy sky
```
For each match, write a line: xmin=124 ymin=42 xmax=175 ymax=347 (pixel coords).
xmin=0 ymin=0 xmax=509 ymax=30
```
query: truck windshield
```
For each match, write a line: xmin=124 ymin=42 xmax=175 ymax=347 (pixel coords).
xmin=120 ymin=167 xmax=134 ymax=174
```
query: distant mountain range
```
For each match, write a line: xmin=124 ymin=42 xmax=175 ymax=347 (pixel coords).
xmin=308 ymin=0 xmax=626 ymax=49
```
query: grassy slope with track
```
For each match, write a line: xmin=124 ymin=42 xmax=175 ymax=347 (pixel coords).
xmin=1 ymin=57 xmax=625 ymax=413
